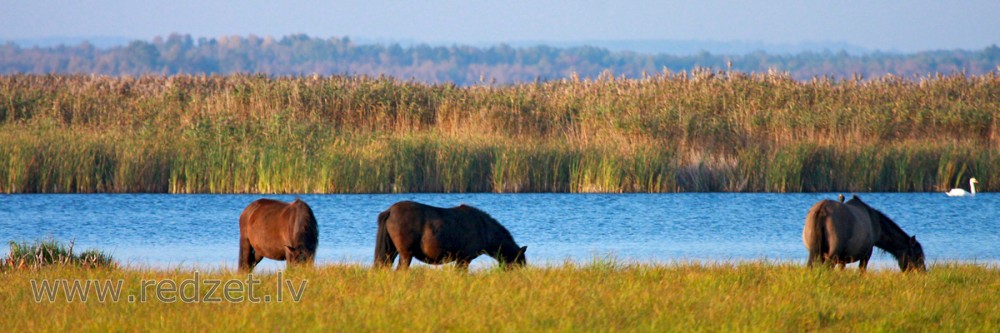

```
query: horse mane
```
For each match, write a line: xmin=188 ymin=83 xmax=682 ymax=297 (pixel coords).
xmin=457 ymin=204 xmax=516 ymax=245
xmin=846 ymin=196 xmax=908 ymax=238
xmin=869 ymin=207 xmax=908 ymax=238
xmin=290 ymin=199 xmax=319 ymax=247
xmin=846 ymin=195 xmax=912 ymax=255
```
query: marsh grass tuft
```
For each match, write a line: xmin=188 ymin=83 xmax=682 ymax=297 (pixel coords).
xmin=2 ymin=239 xmax=116 ymax=271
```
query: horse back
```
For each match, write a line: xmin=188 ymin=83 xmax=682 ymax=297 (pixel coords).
xmin=386 ymin=201 xmax=478 ymax=237
xmin=385 ymin=201 xmax=488 ymax=260
xmin=844 ymin=200 xmax=882 ymax=238
xmin=240 ymin=199 xmax=317 ymax=248
xmin=383 ymin=201 xmax=437 ymax=243
xmin=240 ymin=199 xmax=287 ymax=234
xmin=807 ymin=199 xmax=881 ymax=264
xmin=805 ymin=200 xmax=865 ymax=249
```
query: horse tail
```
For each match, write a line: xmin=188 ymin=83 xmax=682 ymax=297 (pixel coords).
xmin=804 ymin=201 xmax=829 ymax=268
xmin=374 ymin=210 xmax=397 ymax=268
xmin=238 ymin=200 xmax=263 ymax=273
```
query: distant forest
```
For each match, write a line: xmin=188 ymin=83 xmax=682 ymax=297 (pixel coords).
xmin=2 ymin=33 xmax=999 ymax=85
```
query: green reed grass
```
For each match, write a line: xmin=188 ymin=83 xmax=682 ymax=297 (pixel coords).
xmin=1 ymin=72 xmax=997 ymax=193
xmin=1 ymin=262 xmax=997 ymax=331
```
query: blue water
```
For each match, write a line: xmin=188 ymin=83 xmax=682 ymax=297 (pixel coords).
xmin=1 ymin=193 xmax=997 ymax=270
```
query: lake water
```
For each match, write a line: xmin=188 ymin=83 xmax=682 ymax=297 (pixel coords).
xmin=1 ymin=193 xmax=997 ymax=270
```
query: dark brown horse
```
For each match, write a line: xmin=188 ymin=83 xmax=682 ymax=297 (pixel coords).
xmin=239 ymin=198 xmax=319 ymax=272
xmin=374 ymin=201 xmax=527 ymax=270
xmin=803 ymin=195 xmax=926 ymax=272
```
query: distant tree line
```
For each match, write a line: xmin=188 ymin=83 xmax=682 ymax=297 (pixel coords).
xmin=2 ymin=33 xmax=999 ymax=85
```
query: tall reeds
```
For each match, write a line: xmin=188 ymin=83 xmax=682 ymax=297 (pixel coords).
xmin=0 ymin=71 xmax=996 ymax=193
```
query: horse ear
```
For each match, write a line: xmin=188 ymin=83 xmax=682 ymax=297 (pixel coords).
xmin=910 ymin=235 xmax=917 ymax=243
xmin=519 ymin=246 xmax=527 ymax=253
xmin=286 ymin=245 xmax=296 ymax=251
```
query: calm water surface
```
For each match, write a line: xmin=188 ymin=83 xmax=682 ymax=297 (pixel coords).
xmin=1 ymin=193 xmax=997 ymax=270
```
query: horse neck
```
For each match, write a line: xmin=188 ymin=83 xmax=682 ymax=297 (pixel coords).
xmin=872 ymin=214 xmax=911 ymax=258
xmin=287 ymin=204 xmax=315 ymax=239
xmin=846 ymin=200 xmax=884 ymax=236
xmin=497 ymin=237 xmax=519 ymax=254
xmin=482 ymin=219 xmax=517 ymax=255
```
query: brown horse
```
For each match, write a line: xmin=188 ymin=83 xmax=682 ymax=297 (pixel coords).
xmin=374 ymin=201 xmax=527 ymax=270
xmin=239 ymin=198 xmax=319 ymax=272
xmin=803 ymin=195 xmax=926 ymax=272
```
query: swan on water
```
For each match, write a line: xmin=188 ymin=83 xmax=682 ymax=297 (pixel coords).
xmin=946 ymin=178 xmax=978 ymax=197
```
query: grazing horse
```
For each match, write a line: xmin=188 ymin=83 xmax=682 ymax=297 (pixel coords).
xmin=239 ymin=198 xmax=319 ymax=272
xmin=803 ymin=195 xmax=926 ymax=272
xmin=374 ymin=201 xmax=527 ymax=270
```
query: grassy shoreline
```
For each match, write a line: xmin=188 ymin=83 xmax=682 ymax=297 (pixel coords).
xmin=2 ymin=262 xmax=998 ymax=331
xmin=1 ymin=72 xmax=997 ymax=193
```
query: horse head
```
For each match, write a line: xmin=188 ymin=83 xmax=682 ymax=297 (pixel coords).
xmin=847 ymin=195 xmax=926 ymax=272
xmin=899 ymin=235 xmax=926 ymax=272
xmin=499 ymin=245 xmax=528 ymax=269
xmin=285 ymin=244 xmax=315 ymax=265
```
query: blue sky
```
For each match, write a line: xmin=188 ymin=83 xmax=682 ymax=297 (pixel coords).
xmin=2 ymin=0 xmax=998 ymax=52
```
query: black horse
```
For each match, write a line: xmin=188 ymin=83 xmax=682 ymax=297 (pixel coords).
xmin=374 ymin=201 xmax=526 ymax=270
xmin=803 ymin=195 xmax=925 ymax=272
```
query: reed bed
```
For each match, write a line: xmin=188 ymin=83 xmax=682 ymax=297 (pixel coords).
xmin=1 ymin=71 xmax=997 ymax=193
xmin=1 ymin=262 xmax=998 ymax=331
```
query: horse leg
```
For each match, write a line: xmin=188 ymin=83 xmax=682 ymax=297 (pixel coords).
xmin=829 ymin=242 xmax=848 ymax=271
xmin=249 ymin=254 xmax=263 ymax=272
xmin=858 ymin=248 xmax=874 ymax=273
xmin=239 ymin=238 xmax=255 ymax=272
xmin=807 ymin=253 xmax=824 ymax=268
xmin=397 ymin=253 xmax=413 ymax=271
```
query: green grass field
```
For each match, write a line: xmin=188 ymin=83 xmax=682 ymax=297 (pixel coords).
xmin=1 ymin=72 xmax=997 ymax=193
xmin=2 ymin=262 xmax=998 ymax=331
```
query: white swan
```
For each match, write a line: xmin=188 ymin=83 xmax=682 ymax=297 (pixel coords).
xmin=946 ymin=178 xmax=978 ymax=197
